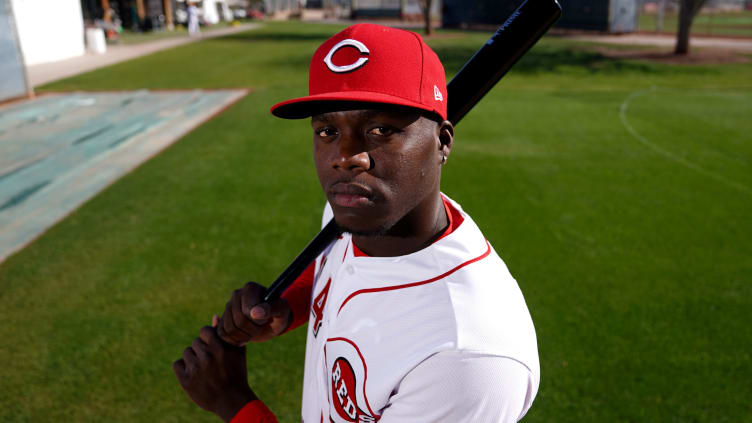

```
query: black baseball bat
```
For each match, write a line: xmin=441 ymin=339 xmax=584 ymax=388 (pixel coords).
xmin=263 ymin=0 xmax=561 ymax=302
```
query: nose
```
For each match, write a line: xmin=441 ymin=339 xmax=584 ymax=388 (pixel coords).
xmin=332 ymin=132 xmax=371 ymax=172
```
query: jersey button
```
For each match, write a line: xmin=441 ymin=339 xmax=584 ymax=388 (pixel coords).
xmin=346 ymin=265 xmax=355 ymax=274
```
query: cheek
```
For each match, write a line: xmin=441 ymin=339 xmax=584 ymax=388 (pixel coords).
xmin=313 ymin=142 xmax=330 ymax=186
xmin=385 ymin=151 xmax=434 ymax=195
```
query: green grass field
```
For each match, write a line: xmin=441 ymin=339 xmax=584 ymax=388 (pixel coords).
xmin=1 ymin=22 xmax=751 ymax=422
xmin=639 ymin=9 xmax=752 ymax=37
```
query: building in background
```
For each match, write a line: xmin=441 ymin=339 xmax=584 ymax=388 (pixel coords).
xmin=443 ymin=0 xmax=639 ymax=33
xmin=9 ymin=0 xmax=85 ymax=66
xmin=441 ymin=0 xmax=520 ymax=28
xmin=557 ymin=0 xmax=638 ymax=33
xmin=348 ymin=0 xmax=440 ymax=20
xmin=0 ymin=0 xmax=31 ymax=102
xmin=199 ymin=0 xmax=234 ymax=24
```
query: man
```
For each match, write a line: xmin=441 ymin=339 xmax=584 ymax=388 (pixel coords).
xmin=173 ymin=23 xmax=539 ymax=422
xmin=187 ymin=2 xmax=200 ymax=37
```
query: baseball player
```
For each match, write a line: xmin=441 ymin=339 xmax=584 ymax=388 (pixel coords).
xmin=173 ymin=23 xmax=540 ymax=423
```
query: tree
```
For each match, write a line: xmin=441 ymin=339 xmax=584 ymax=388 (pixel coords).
xmin=418 ymin=0 xmax=434 ymax=36
xmin=675 ymin=0 xmax=709 ymax=55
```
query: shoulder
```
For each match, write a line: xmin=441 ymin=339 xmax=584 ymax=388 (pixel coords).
xmin=383 ymin=351 xmax=538 ymax=422
xmin=432 ymin=196 xmax=539 ymax=368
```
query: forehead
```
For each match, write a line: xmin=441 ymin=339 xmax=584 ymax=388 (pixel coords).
xmin=312 ymin=109 xmax=408 ymax=122
xmin=310 ymin=103 xmax=425 ymax=125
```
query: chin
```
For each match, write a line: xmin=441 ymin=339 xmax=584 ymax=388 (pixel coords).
xmin=333 ymin=213 xmax=390 ymax=237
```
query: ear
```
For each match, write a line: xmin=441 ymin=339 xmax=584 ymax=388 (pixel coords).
xmin=438 ymin=120 xmax=454 ymax=162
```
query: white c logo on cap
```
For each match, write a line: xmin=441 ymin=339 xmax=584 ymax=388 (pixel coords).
xmin=323 ymin=39 xmax=370 ymax=73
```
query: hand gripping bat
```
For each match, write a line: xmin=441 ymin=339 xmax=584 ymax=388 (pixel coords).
xmin=263 ymin=0 xmax=562 ymax=302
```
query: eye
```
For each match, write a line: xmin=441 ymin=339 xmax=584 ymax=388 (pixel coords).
xmin=367 ymin=126 xmax=394 ymax=137
xmin=315 ymin=127 xmax=338 ymax=138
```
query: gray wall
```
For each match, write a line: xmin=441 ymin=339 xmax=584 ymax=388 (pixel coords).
xmin=442 ymin=0 xmax=637 ymax=33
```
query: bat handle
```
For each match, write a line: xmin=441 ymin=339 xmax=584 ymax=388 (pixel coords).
xmin=263 ymin=218 xmax=342 ymax=303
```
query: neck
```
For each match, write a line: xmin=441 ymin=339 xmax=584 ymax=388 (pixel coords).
xmin=352 ymin=193 xmax=448 ymax=257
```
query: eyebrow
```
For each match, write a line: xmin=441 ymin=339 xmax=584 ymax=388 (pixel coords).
xmin=311 ymin=109 xmax=411 ymax=125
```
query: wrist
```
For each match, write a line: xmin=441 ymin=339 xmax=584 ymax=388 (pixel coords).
xmin=215 ymin=389 xmax=257 ymax=423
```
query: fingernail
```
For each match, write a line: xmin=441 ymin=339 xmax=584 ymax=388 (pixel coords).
xmin=251 ymin=306 xmax=267 ymax=319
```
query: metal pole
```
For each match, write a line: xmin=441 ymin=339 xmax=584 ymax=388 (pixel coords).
xmin=657 ymin=0 xmax=665 ymax=32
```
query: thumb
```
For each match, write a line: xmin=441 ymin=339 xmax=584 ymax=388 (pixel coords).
xmin=211 ymin=314 xmax=219 ymax=328
xmin=268 ymin=298 xmax=291 ymax=318
xmin=250 ymin=303 xmax=271 ymax=324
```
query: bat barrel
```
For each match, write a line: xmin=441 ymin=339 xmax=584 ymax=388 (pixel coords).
xmin=447 ymin=0 xmax=562 ymax=124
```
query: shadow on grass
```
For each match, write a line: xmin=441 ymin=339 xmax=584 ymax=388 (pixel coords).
xmin=436 ymin=43 xmax=678 ymax=76
xmin=220 ymin=28 xmax=716 ymax=77
xmin=261 ymin=39 xmax=673 ymax=76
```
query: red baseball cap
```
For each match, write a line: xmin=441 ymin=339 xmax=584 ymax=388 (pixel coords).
xmin=270 ymin=23 xmax=447 ymax=120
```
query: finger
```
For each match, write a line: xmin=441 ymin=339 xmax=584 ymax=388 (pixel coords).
xmin=240 ymin=282 xmax=265 ymax=320
xmin=172 ymin=358 xmax=187 ymax=380
xmin=221 ymin=300 xmax=249 ymax=346
xmin=231 ymin=289 xmax=257 ymax=336
xmin=191 ymin=337 xmax=210 ymax=362
xmin=212 ymin=314 xmax=219 ymax=327
xmin=269 ymin=298 xmax=293 ymax=335
xmin=200 ymin=325 xmax=220 ymax=347
xmin=216 ymin=317 xmax=243 ymax=346
xmin=182 ymin=347 xmax=198 ymax=375
xmin=269 ymin=298 xmax=290 ymax=318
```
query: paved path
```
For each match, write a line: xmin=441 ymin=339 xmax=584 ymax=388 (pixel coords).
xmin=27 ymin=23 xmax=261 ymax=88
xmin=0 ymin=89 xmax=247 ymax=262
xmin=564 ymin=33 xmax=752 ymax=52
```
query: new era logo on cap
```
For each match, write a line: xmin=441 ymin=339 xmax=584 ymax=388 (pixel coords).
xmin=434 ymin=85 xmax=443 ymax=102
xmin=271 ymin=24 xmax=448 ymax=120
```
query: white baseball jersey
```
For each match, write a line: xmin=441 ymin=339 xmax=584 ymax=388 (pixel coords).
xmin=299 ymin=195 xmax=540 ymax=423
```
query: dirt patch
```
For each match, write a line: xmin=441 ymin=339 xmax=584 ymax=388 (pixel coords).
xmin=594 ymin=47 xmax=751 ymax=65
xmin=636 ymin=30 xmax=752 ymax=41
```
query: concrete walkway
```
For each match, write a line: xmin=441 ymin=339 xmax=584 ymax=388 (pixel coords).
xmin=564 ymin=33 xmax=752 ymax=52
xmin=0 ymin=89 xmax=247 ymax=262
xmin=26 ymin=23 xmax=261 ymax=88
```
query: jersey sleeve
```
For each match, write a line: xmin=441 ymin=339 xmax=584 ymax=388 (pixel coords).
xmin=379 ymin=351 xmax=538 ymax=423
xmin=230 ymin=400 xmax=279 ymax=423
xmin=281 ymin=260 xmax=315 ymax=332
xmin=280 ymin=202 xmax=335 ymax=333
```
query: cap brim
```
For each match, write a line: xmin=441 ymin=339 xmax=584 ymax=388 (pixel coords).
xmin=270 ymin=91 xmax=445 ymax=120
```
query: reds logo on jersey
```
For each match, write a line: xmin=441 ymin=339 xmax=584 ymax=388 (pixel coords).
xmin=311 ymin=278 xmax=331 ymax=337
xmin=331 ymin=358 xmax=375 ymax=423
xmin=327 ymin=338 xmax=380 ymax=423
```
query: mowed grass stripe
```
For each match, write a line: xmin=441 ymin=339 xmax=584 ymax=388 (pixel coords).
xmin=1 ymin=22 xmax=750 ymax=422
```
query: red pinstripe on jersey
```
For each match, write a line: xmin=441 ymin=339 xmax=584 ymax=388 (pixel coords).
xmin=337 ymin=239 xmax=492 ymax=315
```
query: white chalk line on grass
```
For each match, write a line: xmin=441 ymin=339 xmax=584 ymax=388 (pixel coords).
xmin=619 ymin=86 xmax=752 ymax=196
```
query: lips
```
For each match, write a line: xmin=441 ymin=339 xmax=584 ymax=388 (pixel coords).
xmin=328 ymin=182 xmax=374 ymax=208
